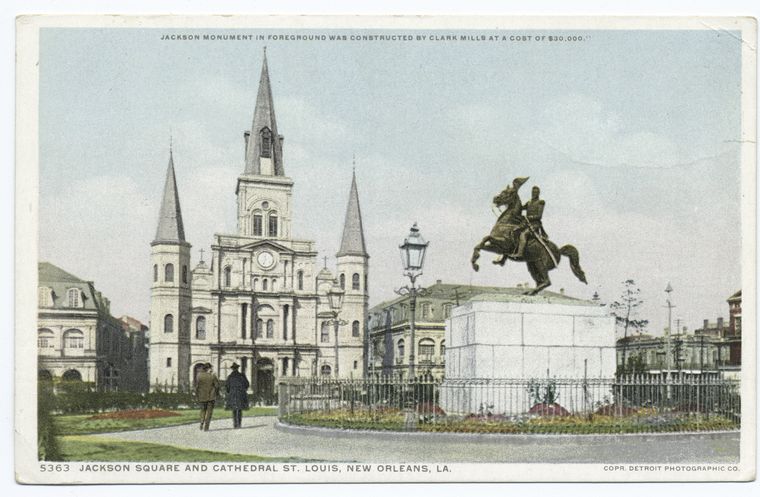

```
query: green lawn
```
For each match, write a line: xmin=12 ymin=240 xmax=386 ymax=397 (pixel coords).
xmin=58 ymin=436 xmax=287 ymax=462
xmin=55 ymin=407 xmax=277 ymax=436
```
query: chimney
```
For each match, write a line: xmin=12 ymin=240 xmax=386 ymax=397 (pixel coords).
xmin=703 ymin=319 xmax=709 ymax=331
xmin=717 ymin=317 xmax=724 ymax=330
xmin=560 ymin=288 xmax=565 ymax=295
xmin=436 ymin=279 xmax=442 ymax=285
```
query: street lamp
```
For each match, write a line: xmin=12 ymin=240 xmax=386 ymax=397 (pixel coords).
xmin=328 ymin=283 xmax=347 ymax=378
xmin=396 ymin=223 xmax=430 ymax=379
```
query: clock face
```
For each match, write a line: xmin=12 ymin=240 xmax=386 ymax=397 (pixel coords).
xmin=257 ymin=251 xmax=275 ymax=269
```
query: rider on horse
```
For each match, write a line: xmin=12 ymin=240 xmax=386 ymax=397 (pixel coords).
xmin=511 ymin=185 xmax=547 ymax=259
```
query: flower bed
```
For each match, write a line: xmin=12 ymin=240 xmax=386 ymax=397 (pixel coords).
xmin=88 ymin=409 xmax=181 ymax=420
xmin=281 ymin=407 xmax=738 ymax=434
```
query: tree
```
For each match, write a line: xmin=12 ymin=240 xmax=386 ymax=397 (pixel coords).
xmin=610 ymin=279 xmax=649 ymax=373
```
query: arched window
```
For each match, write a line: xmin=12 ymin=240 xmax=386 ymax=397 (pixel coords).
xmin=253 ymin=213 xmax=263 ymax=236
xmin=37 ymin=329 xmax=54 ymax=348
xmin=196 ymin=316 xmax=206 ymax=340
xmin=272 ymin=278 xmax=277 ymax=291
xmin=62 ymin=369 xmax=82 ymax=382
xmin=224 ymin=266 xmax=231 ymax=287
xmin=419 ymin=338 xmax=435 ymax=357
xmin=164 ymin=263 xmax=174 ymax=282
xmin=153 ymin=264 xmax=158 ymax=282
xmin=63 ymin=329 xmax=84 ymax=349
xmin=260 ymin=127 xmax=272 ymax=158
xmin=440 ymin=340 xmax=446 ymax=358
xmin=255 ymin=318 xmax=263 ymax=338
xmin=352 ymin=273 xmax=360 ymax=290
xmin=282 ymin=358 xmax=289 ymax=376
xmin=320 ymin=322 xmax=330 ymax=343
xmin=182 ymin=265 xmax=188 ymax=284
xmin=38 ymin=287 xmax=53 ymax=307
xmin=166 ymin=357 xmax=172 ymax=367
xmin=320 ymin=364 xmax=332 ymax=377
xmin=266 ymin=319 xmax=274 ymax=338
xmin=252 ymin=277 xmax=259 ymax=290
xmin=397 ymin=339 xmax=405 ymax=358
xmin=297 ymin=270 xmax=304 ymax=290
xmin=268 ymin=212 xmax=278 ymax=237
xmin=164 ymin=314 xmax=174 ymax=333
xmin=352 ymin=320 xmax=360 ymax=337
xmin=365 ymin=274 xmax=368 ymax=291
xmin=263 ymin=279 xmax=268 ymax=291
xmin=67 ymin=288 xmax=81 ymax=308
xmin=339 ymin=273 xmax=345 ymax=290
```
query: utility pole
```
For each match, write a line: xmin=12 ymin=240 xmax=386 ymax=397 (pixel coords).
xmin=664 ymin=283 xmax=675 ymax=373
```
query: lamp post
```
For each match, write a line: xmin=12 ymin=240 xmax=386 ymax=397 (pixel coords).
xmin=395 ymin=223 xmax=429 ymax=380
xmin=664 ymin=283 xmax=675 ymax=373
xmin=328 ymin=283 xmax=347 ymax=378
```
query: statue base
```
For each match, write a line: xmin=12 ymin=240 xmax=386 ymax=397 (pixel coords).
xmin=440 ymin=292 xmax=616 ymax=416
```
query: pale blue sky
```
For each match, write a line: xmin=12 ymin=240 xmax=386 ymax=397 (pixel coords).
xmin=39 ymin=28 xmax=742 ymax=334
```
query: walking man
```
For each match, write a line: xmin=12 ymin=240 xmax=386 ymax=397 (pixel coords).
xmin=225 ymin=363 xmax=250 ymax=428
xmin=195 ymin=362 xmax=220 ymax=431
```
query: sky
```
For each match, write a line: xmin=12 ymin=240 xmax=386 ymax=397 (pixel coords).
xmin=38 ymin=27 xmax=743 ymax=335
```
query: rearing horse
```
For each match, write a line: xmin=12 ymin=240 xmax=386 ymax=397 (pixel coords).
xmin=471 ymin=177 xmax=587 ymax=295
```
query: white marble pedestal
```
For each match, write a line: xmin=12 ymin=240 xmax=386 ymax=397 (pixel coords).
xmin=440 ymin=292 xmax=616 ymax=416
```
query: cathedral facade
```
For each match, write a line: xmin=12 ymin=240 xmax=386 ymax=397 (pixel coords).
xmin=149 ymin=54 xmax=369 ymax=396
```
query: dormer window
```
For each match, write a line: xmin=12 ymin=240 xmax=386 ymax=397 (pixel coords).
xmin=67 ymin=288 xmax=81 ymax=308
xmin=38 ymin=287 xmax=54 ymax=307
xmin=260 ymin=127 xmax=272 ymax=158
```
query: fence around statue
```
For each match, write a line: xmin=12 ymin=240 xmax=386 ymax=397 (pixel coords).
xmin=278 ymin=375 xmax=740 ymax=432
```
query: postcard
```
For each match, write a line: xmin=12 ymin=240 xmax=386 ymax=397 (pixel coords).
xmin=14 ymin=15 xmax=756 ymax=483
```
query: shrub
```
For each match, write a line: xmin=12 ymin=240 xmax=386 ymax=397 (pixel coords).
xmin=38 ymin=382 xmax=61 ymax=461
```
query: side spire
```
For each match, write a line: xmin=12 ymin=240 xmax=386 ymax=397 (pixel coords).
xmin=337 ymin=167 xmax=368 ymax=257
xmin=244 ymin=49 xmax=284 ymax=176
xmin=154 ymin=145 xmax=186 ymax=242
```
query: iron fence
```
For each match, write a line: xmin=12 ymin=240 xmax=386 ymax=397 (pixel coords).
xmin=278 ymin=375 xmax=740 ymax=433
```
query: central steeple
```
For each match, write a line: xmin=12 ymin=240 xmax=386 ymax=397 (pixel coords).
xmin=244 ymin=49 xmax=284 ymax=176
xmin=154 ymin=146 xmax=186 ymax=243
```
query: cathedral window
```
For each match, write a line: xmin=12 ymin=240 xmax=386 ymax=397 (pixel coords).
xmin=397 ymin=339 xmax=405 ymax=358
xmin=268 ymin=212 xmax=278 ymax=237
xmin=260 ymin=127 xmax=272 ymax=158
xmin=153 ymin=264 xmax=158 ymax=282
xmin=224 ymin=266 xmax=231 ymax=288
xmin=255 ymin=318 xmax=263 ymax=338
xmin=352 ymin=273 xmax=360 ymax=290
xmin=196 ymin=316 xmax=206 ymax=340
xmin=253 ymin=214 xmax=263 ymax=236
xmin=263 ymin=279 xmax=268 ymax=291
xmin=364 ymin=274 xmax=368 ymax=291
xmin=182 ymin=265 xmax=188 ymax=284
xmin=164 ymin=263 xmax=174 ymax=283
xmin=272 ymin=278 xmax=277 ymax=291
xmin=164 ymin=314 xmax=174 ymax=333
xmin=266 ymin=319 xmax=274 ymax=338
xmin=252 ymin=277 xmax=258 ymax=290
xmin=339 ymin=273 xmax=345 ymax=290
xmin=321 ymin=322 xmax=330 ymax=343
xmin=352 ymin=320 xmax=360 ymax=337
xmin=67 ymin=288 xmax=81 ymax=308
xmin=166 ymin=357 xmax=172 ymax=367
xmin=282 ymin=358 xmax=289 ymax=376
xmin=297 ymin=270 xmax=304 ymax=290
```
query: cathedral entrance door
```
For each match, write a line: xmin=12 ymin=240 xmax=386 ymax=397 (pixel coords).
xmin=255 ymin=358 xmax=275 ymax=405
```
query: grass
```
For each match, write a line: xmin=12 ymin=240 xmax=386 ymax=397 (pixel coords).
xmin=58 ymin=436 xmax=286 ymax=462
xmin=55 ymin=406 xmax=277 ymax=436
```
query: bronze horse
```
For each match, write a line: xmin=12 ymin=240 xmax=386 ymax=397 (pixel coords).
xmin=471 ymin=178 xmax=587 ymax=295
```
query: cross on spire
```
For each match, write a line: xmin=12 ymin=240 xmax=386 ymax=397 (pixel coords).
xmin=199 ymin=248 xmax=205 ymax=263
xmin=323 ymin=256 xmax=328 ymax=269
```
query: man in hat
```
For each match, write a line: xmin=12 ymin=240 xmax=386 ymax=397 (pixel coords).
xmin=195 ymin=362 xmax=220 ymax=431
xmin=511 ymin=185 xmax=547 ymax=259
xmin=225 ymin=362 xmax=250 ymax=428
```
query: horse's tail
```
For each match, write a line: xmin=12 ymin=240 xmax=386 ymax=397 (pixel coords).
xmin=560 ymin=245 xmax=587 ymax=284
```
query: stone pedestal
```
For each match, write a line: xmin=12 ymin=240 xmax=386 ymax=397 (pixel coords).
xmin=440 ymin=293 xmax=616 ymax=416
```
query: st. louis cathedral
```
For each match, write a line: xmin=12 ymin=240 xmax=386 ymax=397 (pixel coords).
xmin=149 ymin=53 xmax=369 ymax=396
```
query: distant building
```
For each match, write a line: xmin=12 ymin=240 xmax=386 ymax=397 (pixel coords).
xmin=117 ymin=315 xmax=150 ymax=392
xmin=367 ymin=282 xmax=582 ymax=380
xmin=37 ymin=262 xmax=148 ymax=391
xmin=617 ymin=289 xmax=741 ymax=380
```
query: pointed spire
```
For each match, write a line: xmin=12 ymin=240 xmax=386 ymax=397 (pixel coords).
xmin=244 ymin=49 xmax=284 ymax=176
xmin=337 ymin=168 xmax=368 ymax=257
xmin=154 ymin=146 xmax=186 ymax=242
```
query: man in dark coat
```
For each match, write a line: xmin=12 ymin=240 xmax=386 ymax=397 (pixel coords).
xmin=225 ymin=363 xmax=250 ymax=428
xmin=195 ymin=363 xmax=220 ymax=431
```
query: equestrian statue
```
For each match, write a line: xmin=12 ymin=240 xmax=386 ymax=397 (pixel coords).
xmin=471 ymin=177 xmax=587 ymax=295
